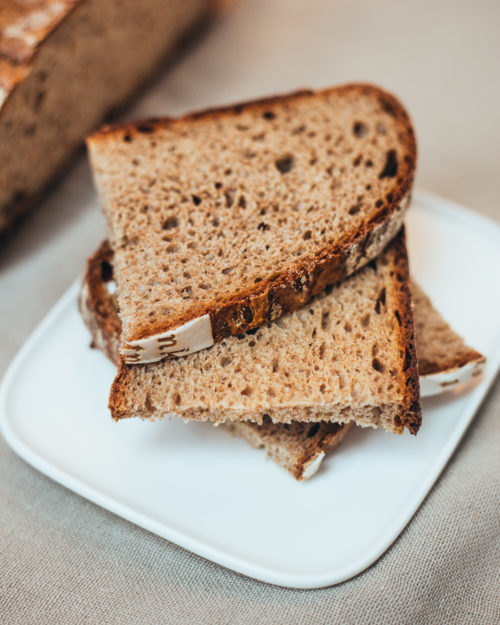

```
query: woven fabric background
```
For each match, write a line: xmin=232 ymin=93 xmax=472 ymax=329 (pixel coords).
xmin=1 ymin=1 xmax=499 ymax=623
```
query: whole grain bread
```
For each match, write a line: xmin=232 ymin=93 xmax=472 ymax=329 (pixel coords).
xmin=79 ymin=239 xmax=485 ymax=479
xmin=87 ymin=83 xmax=417 ymax=364
xmin=0 ymin=0 xmax=214 ymax=235
xmin=85 ymin=230 xmax=421 ymax=433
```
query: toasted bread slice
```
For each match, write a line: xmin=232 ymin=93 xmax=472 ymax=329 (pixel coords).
xmin=87 ymin=84 xmax=416 ymax=364
xmin=83 ymin=230 xmax=421 ymax=433
xmin=79 ymin=239 xmax=485 ymax=478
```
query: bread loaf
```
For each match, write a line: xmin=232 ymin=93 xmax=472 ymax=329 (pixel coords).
xmin=0 ymin=0 xmax=212 ymax=234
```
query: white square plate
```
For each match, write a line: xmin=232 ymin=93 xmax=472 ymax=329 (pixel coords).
xmin=1 ymin=191 xmax=499 ymax=589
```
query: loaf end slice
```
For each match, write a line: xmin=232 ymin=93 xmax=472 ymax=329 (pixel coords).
xmin=87 ymin=83 xmax=417 ymax=364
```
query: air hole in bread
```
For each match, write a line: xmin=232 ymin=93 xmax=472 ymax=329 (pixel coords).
xmin=100 ymin=260 xmax=113 ymax=282
xmin=372 ymin=343 xmax=379 ymax=356
xmin=225 ymin=190 xmax=234 ymax=207
xmin=375 ymin=288 xmax=386 ymax=313
xmin=180 ymin=286 xmax=192 ymax=299
xmin=372 ymin=357 xmax=385 ymax=372
xmin=319 ymin=384 xmax=326 ymax=395
xmin=257 ymin=222 xmax=270 ymax=231
xmin=394 ymin=310 xmax=402 ymax=325
xmin=361 ymin=314 xmax=370 ymax=328
xmin=262 ymin=111 xmax=275 ymax=120
xmin=321 ymin=311 xmax=330 ymax=331
xmin=303 ymin=230 xmax=312 ymax=240
xmin=349 ymin=203 xmax=362 ymax=215
xmin=192 ymin=194 xmax=202 ymax=205
xmin=353 ymin=121 xmax=368 ymax=138
xmin=222 ymin=266 xmax=233 ymax=275
xmin=319 ymin=342 xmax=326 ymax=359
xmin=272 ymin=357 xmax=279 ymax=373
xmin=166 ymin=244 xmax=179 ymax=254
xmin=307 ymin=423 xmax=320 ymax=437
xmin=238 ymin=195 xmax=247 ymax=208
xmin=123 ymin=134 xmax=132 ymax=142
xmin=183 ymin=271 xmax=191 ymax=280
xmin=365 ymin=159 xmax=373 ymax=168
xmin=353 ymin=155 xmax=362 ymax=167
xmin=214 ymin=181 xmax=222 ymax=189
xmin=275 ymin=154 xmax=295 ymax=174
xmin=162 ymin=216 xmax=179 ymax=230
xmin=241 ymin=387 xmax=252 ymax=397
xmin=344 ymin=322 xmax=352 ymax=333
xmin=292 ymin=124 xmax=306 ymax=135
xmin=220 ymin=356 xmax=232 ymax=367
xmin=379 ymin=150 xmax=398 ymax=178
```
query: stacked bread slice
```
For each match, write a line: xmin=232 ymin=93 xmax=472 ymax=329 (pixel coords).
xmin=79 ymin=241 xmax=485 ymax=479
xmin=81 ymin=83 xmax=485 ymax=479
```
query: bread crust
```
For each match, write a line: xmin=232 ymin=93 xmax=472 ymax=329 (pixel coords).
xmin=88 ymin=84 xmax=417 ymax=356
xmin=388 ymin=230 xmax=421 ymax=434
xmin=0 ymin=1 xmax=82 ymax=110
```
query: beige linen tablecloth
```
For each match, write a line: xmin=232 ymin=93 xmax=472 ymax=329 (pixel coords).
xmin=0 ymin=1 xmax=499 ymax=622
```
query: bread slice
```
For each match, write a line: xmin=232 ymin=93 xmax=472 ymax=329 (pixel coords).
xmin=0 ymin=0 xmax=213 ymax=234
xmin=87 ymin=84 xmax=417 ymax=364
xmin=79 ymin=239 xmax=485 ymax=479
xmin=84 ymin=229 xmax=420 ymax=433
xmin=411 ymin=282 xmax=485 ymax=396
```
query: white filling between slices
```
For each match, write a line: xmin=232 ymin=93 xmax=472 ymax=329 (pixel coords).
xmin=122 ymin=314 xmax=214 ymax=364
xmin=301 ymin=452 xmax=326 ymax=480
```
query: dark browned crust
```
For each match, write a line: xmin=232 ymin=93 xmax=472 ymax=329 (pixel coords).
xmin=294 ymin=422 xmax=353 ymax=480
xmin=389 ymin=229 xmax=421 ymax=434
xmin=89 ymin=83 xmax=417 ymax=345
xmin=0 ymin=1 xmax=217 ymax=237
xmin=78 ymin=240 xmax=121 ymax=365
